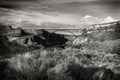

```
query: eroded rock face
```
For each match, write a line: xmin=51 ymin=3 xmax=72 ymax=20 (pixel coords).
xmin=14 ymin=29 xmax=68 ymax=48
xmin=40 ymin=30 xmax=68 ymax=47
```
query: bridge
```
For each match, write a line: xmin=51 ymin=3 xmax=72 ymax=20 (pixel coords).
xmin=46 ymin=29 xmax=83 ymax=36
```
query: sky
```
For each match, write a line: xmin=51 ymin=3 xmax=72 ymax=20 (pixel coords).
xmin=0 ymin=0 xmax=120 ymax=29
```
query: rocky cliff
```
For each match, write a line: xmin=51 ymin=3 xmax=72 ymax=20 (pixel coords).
xmin=0 ymin=25 xmax=68 ymax=56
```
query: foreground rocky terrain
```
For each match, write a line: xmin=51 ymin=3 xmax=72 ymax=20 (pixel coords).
xmin=0 ymin=21 xmax=120 ymax=80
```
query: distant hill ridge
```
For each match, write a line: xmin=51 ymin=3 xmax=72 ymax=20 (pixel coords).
xmin=82 ymin=21 xmax=120 ymax=36
xmin=86 ymin=21 xmax=120 ymax=31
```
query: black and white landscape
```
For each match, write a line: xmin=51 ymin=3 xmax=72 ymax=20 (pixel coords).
xmin=0 ymin=0 xmax=120 ymax=80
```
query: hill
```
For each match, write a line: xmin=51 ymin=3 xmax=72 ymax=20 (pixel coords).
xmin=0 ymin=21 xmax=120 ymax=80
xmin=71 ymin=21 xmax=120 ymax=54
xmin=0 ymin=25 xmax=68 ymax=56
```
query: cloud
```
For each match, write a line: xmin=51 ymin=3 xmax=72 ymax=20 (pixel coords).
xmin=0 ymin=8 xmax=85 ymax=28
xmin=0 ymin=0 xmax=120 ymax=27
xmin=0 ymin=7 xmax=119 ymax=29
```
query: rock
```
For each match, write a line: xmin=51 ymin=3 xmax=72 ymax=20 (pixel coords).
xmin=14 ymin=29 xmax=68 ymax=48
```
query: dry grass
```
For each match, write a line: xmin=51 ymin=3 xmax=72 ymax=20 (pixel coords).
xmin=2 ymin=46 xmax=120 ymax=80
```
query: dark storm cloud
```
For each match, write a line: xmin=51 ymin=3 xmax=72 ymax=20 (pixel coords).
xmin=0 ymin=0 xmax=44 ymax=9
xmin=0 ymin=3 xmax=21 ymax=9
xmin=0 ymin=0 xmax=38 ymax=2
xmin=1 ymin=0 xmax=120 ymax=10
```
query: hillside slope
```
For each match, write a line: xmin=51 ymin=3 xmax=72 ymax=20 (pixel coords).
xmin=72 ymin=21 xmax=120 ymax=55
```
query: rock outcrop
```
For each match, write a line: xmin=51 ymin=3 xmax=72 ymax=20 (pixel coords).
xmin=14 ymin=30 xmax=68 ymax=47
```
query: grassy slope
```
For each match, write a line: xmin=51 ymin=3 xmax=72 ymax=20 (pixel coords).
xmin=2 ymin=46 xmax=120 ymax=80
